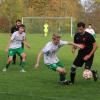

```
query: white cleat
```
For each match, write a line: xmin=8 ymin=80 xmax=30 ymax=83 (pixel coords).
xmin=2 ymin=68 xmax=7 ymax=72
xmin=20 ymin=69 xmax=26 ymax=73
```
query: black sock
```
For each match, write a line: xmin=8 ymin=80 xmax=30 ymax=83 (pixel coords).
xmin=13 ymin=54 xmax=16 ymax=63
xmin=70 ymin=67 xmax=76 ymax=84
xmin=70 ymin=72 xmax=76 ymax=83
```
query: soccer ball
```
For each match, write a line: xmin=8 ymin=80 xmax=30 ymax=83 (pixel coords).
xmin=83 ymin=69 xmax=93 ymax=79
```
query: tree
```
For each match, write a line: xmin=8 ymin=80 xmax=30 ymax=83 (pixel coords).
xmin=0 ymin=0 xmax=26 ymax=32
xmin=25 ymin=0 xmax=83 ymax=20
xmin=82 ymin=0 xmax=100 ymax=33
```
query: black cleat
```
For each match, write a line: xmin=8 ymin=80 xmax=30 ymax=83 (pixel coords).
xmin=92 ymin=70 xmax=98 ymax=81
xmin=68 ymin=80 xmax=74 ymax=85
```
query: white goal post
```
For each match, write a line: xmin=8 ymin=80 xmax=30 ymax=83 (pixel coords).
xmin=22 ymin=17 xmax=73 ymax=37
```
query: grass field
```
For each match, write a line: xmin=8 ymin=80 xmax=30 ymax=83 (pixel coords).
xmin=0 ymin=33 xmax=100 ymax=100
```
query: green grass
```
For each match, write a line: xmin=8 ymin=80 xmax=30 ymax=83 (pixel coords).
xmin=0 ymin=33 xmax=100 ymax=100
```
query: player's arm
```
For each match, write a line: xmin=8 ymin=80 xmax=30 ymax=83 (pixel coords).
xmin=89 ymin=42 xmax=98 ymax=56
xmin=67 ymin=42 xmax=85 ymax=54
xmin=35 ymin=51 xmax=43 ymax=69
xmin=67 ymin=42 xmax=84 ymax=49
xmin=5 ymin=34 xmax=15 ymax=53
xmin=84 ymin=42 xmax=98 ymax=61
xmin=72 ymin=45 xmax=77 ymax=54
xmin=23 ymin=39 xmax=31 ymax=49
xmin=5 ymin=39 xmax=12 ymax=53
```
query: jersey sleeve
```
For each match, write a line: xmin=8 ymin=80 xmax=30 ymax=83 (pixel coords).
xmin=60 ymin=40 xmax=68 ymax=46
xmin=23 ymin=33 xmax=26 ymax=40
xmin=74 ymin=34 xmax=78 ymax=43
xmin=10 ymin=32 xmax=16 ymax=40
xmin=42 ymin=42 xmax=51 ymax=53
xmin=88 ymin=34 xmax=96 ymax=43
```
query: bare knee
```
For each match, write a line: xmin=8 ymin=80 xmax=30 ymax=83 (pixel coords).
xmin=56 ymin=67 xmax=66 ymax=74
xmin=21 ymin=53 xmax=26 ymax=59
xmin=21 ymin=53 xmax=26 ymax=62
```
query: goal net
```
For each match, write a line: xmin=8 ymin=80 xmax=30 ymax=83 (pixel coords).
xmin=22 ymin=17 xmax=73 ymax=37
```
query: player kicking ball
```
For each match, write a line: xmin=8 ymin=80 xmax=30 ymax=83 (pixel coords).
xmin=70 ymin=22 xmax=98 ymax=84
xmin=3 ymin=24 xmax=30 ymax=72
xmin=35 ymin=33 xmax=84 ymax=85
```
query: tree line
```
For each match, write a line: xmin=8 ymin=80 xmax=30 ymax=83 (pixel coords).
xmin=0 ymin=0 xmax=99 ymax=33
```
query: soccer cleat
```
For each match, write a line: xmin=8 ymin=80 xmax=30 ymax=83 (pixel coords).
xmin=20 ymin=69 xmax=26 ymax=73
xmin=59 ymin=80 xmax=70 ymax=85
xmin=68 ymin=80 xmax=74 ymax=85
xmin=2 ymin=68 xmax=7 ymax=72
xmin=92 ymin=70 xmax=98 ymax=81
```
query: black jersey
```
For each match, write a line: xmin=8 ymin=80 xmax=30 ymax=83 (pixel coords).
xmin=74 ymin=32 xmax=96 ymax=54
xmin=11 ymin=25 xmax=19 ymax=34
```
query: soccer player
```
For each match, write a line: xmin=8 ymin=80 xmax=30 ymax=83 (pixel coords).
xmin=85 ymin=24 xmax=96 ymax=38
xmin=35 ymin=33 xmax=84 ymax=85
xmin=3 ymin=24 xmax=30 ymax=72
xmin=70 ymin=22 xmax=98 ymax=84
xmin=11 ymin=19 xmax=22 ymax=64
xmin=11 ymin=19 xmax=22 ymax=34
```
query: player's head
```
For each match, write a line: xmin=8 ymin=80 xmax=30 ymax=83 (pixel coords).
xmin=52 ymin=33 xmax=61 ymax=45
xmin=88 ymin=24 xmax=92 ymax=29
xmin=77 ymin=22 xmax=85 ymax=34
xmin=18 ymin=24 xmax=25 ymax=33
xmin=16 ymin=19 xmax=22 ymax=27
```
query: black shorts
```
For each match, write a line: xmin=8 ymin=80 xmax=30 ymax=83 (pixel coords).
xmin=73 ymin=52 xmax=94 ymax=69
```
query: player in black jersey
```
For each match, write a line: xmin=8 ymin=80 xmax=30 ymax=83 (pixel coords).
xmin=70 ymin=22 xmax=98 ymax=84
xmin=11 ymin=19 xmax=22 ymax=34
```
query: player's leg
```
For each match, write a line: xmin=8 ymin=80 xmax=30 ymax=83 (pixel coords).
xmin=20 ymin=53 xmax=26 ymax=72
xmin=56 ymin=62 xmax=66 ymax=82
xmin=47 ymin=62 xmax=69 ymax=85
xmin=12 ymin=54 xmax=16 ymax=64
xmin=70 ymin=54 xmax=84 ymax=84
xmin=17 ymin=48 xmax=26 ymax=72
xmin=19 ymin=42 xmax=24 ymax=65
xmin=3 ymin=49 xmax=14 ymax=71
xmin=70 ymin=65 xmax=77 ymax=84
xmin=5 ymin=57 xmax=13 ymax=68
xmin=85 ymin=55 xmax=98 ymax=81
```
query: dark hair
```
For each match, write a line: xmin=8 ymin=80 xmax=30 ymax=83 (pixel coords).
xmin=18 ymin=24 xmax=25 ymax=29
xmin=77 ymin=22 xmax=85 ymax=28
xmin=88 ymin=24 xmax=92 ymax=26
xmin=16 ymin=19 xmax=21 ymax=23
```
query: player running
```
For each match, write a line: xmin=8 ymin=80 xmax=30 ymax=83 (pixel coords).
xmin=3 ymin=24 xmax=30 ymax=72
xmin=35 ymin=33 xmax=84 ymax=85
xmin=70 ymin=22 xmax=98 ymax=84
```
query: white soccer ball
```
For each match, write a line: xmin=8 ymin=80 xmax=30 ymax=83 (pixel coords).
xmin=83 ymin=69 xmax=93 ymax=79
